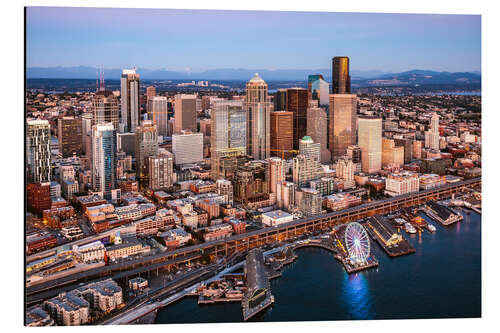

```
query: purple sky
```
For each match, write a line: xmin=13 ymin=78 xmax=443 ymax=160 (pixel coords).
xmin=26 ymin=7 xmax=481 ymax=72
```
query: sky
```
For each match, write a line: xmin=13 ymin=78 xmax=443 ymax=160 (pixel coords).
xmin=26 ymin=7 xmax=481 ymax=73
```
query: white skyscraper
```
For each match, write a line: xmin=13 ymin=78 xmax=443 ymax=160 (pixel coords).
xmin=92 ymin=123 xmax=117 ymax=199
xmin=120 ymin=69 xmax=140 ymax=133
xmin=425 ymin=113 xmax=440 ymax=151
xmin=26 ymin=119 xmax=51 ymax=183
xmin=244 ymin=73 xmax=271 ymax=160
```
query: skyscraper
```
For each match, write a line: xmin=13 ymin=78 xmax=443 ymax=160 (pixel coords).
xmin=26 ymin=119 xmax=51 ymax=183
xmin=331 ymin=56 xmax=351 ymax=94
xmin=173 ymin=94 xmax=197 ymax=134
xmin=270 ymin=111 xmax=293 ymax=159
xmin=58 ymin=116 xmax=83 ymax=158
xmin=92 ymin=90 xmax=119 ymax=132
xmin=244 ymin=73 xmax=271 ymax=160
xmin=81 ymin=113 xmax=93 ymax=156
xmin=335 ymin=156 xmax=355 ymax=189
xmin=268 ymin=157 xmax=286 ymax=195
xmin=120 ymin=69 xmax=140 ymax=133
xmin=211 ymin=100 xmax=247 ymax=178
xmin=358 ymin=116 xmax=382 ymax=174
xmin=329 ymin=94 xmax=357 ymax=160
xmin=135 ymin=120 xmax=159 ymax=184
xmin=286 ymin=88 xmax=308 ymax=149
xmin=172 ymin=132 xmax=204 ymax=165
xmin=425 ymin=113 xmax=440 ymax=151
xmin=274 ymin=89 xmax=287 ymax=111
xmin=292 ymin=154 xmax=323 ymax=188
xmin=148 ymin=149 xmax=174 ymax=190
xmin=394 ymin=138 xmax=414 ymax=164
xmin=146 ymin=86 xmax=156 ymax=98
xmin=147 ymin=96 xmax=169 ymax=137
xmin=299 ymin=136 xmax=321 ymax=162
xmin=306 ymin=105 xmax=330 ymax=163
xmin=382 ymin=138 xmax=405 ymax=168
xmin=309 ymin=75 xmax=330 ymax=106
xmin=92 ymin=123 xmax=117 ymax=199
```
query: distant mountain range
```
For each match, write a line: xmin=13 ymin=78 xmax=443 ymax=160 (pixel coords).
xmin=26 ymin=66 xmax=481 ymax=85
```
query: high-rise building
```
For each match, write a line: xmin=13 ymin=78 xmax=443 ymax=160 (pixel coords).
xmin=335 ymin=157 xmax=355 ymax=189
xmin=173 ymin=94 xmax=197 ymax=134
xmin=92 ymin=123 xmax=117 ymax=199
xmin=120 ymin=69 xmax=140 ymax=133
xmin=309 ymin=75 xmax=330 ymax=106
xmin=286 ymin=88 xmax=308 ymax=149
xmin=277 ymin=181 xmax=297 ymax=211
xmin=306 ymin=106 xmax=330 ymax=163
xmin=211 ymin=100 xmax=247 ymax=178
xmin=299 ymin=136 xmax=321 ymax=162
xmin=425 ymin=113 xmax=440 ymax=151
xmin=413 ymin=140 xmax=423 ymax=159
xmin=382 ymin=138 xmax=404 ymax=168
xmin=147 ymin=149 xmax=174 ymax=190
xmin=347 ymin=145 xmax=362 ymax=164
xmin=135 ymin=120 xmax=158 ymax=183
xmin=268 ymin=157 xmax=286 ymax=195
xmin=147 ymin=96 xmax=169 ymax=137
xmin=233 ymin=160 xmax=270 ymax=205
xmin=270 ymin=111 xmax=293 ymax=159
xmin=117 ymin=132 xmax=136 ymax=157
xmin=274 ymin=89 xmax=287 ymax=111
xmin=172 ymin=132 xmax=204 ymax=165
xmin=81 ymin=113 xmax=93 ymax=155
xmin=27 ymin=182 xmax=51 ymax=215
xmin=292 ymin=154 xmax=323 ymax=188
xmin=92 ymin=89 xmax=120 ymax=137
xmin=146 ymin=86 xmax=156 ymax=98
xmin=300 ymin=188 xmax=323 ymax=216
xmin=244 ymin=74 xmax=271 ymax=160
xmin=216 ymin=179 xmax=234 ymax=205
xmin=394 ymin=138 xmax=414 ymax=164
xmin=331 ymin=56 xmax=351 ymax=94
xmin=58 ymin=116 xmax=83 ymax=158
xmin=329 ymin=94 xmax=357 ymax=160
xmin=358 ymin=116 xmax=382 ymax=174
xmin=26 ymin=119 xmax=51 ymax=183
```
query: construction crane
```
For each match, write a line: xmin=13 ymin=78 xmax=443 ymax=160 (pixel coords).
xmin=269 ymin=149 xmax=300 ymax=160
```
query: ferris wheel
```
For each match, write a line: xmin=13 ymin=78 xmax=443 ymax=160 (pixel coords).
xmin=344 ymin=222 xmax=371 ymax=263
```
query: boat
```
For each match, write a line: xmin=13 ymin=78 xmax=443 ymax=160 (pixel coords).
xmin=404 ymin=222 xmax=417 ymax=234
xmin=426 ymin=223 xmax=436 ymax=232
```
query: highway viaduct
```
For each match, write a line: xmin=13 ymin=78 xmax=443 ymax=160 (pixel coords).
xmin=27 ymin=177 xmax=480 ymax=300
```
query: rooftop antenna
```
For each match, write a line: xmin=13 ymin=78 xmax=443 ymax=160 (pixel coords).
xmin=100 ymin=65 xmax=105 ymax=91
xmin=96 ymin=67 xmax=99 ymax=92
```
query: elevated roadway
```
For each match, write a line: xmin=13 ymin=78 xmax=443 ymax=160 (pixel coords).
xmin=27 ymin=178 xmax=480 ymax=300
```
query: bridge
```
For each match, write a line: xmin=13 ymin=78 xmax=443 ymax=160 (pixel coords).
xmin=26 ymin=177 xmax=480 ymax=299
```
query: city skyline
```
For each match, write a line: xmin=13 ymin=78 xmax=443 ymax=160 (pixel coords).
xmin=26 ymin=7 xmax=481 ymax=73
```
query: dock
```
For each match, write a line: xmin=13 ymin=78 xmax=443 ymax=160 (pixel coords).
xmin=424 ymin=201 xmax=463 ymax=226
xmin=365 ymin=215 xmax=416 ymax=257
xmin=242 ymin=249 xmax=275 ymax=321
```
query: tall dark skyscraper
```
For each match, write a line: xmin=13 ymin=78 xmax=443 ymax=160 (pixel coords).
xmin=286 ymin=88 xmax=308 ymax=150
xmin=331 ymin=56 xmax=351 ymax=94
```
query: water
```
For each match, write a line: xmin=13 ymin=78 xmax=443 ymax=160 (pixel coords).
xmin=155 ymin=210 xmax=481 ymax=323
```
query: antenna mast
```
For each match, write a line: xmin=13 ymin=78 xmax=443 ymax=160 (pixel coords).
xmin=100 ymin=65 xmax=105 ymax=91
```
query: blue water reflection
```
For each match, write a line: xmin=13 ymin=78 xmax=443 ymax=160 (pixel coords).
xmin=341 ymin=272 xmax=373 ymax=319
